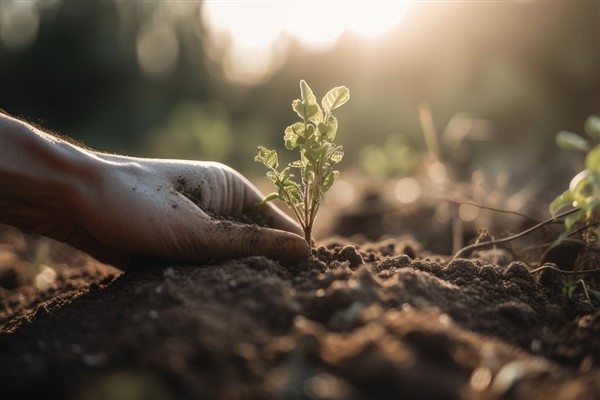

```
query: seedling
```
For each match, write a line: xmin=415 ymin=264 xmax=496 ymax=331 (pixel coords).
xmin=255 ymin=80 xmax=349 ymax=244
xmin=451 ymin=115 xmax=600 ymax=263
xmin=549 ymin=115 xmax=600 ymax=243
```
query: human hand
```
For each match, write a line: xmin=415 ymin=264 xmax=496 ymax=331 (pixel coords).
xmin=67 ymin=156 xmax=311 ymax=269
xmin=0 ymin=114 xmax=310 ymax=270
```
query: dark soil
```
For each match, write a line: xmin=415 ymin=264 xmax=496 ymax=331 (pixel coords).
xmin=1 ymin=226 xmax=599 ymax=400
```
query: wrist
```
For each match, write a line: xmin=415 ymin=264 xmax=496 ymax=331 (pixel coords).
xmin=0 ymin=115 xmax=103 ymax=229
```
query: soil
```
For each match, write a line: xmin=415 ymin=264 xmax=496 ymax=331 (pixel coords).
xmin=1 ymin=220 xmax=599 ymax=400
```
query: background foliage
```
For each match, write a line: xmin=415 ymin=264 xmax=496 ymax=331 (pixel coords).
xmin=1 ymin=1 xmax=598 ymax=203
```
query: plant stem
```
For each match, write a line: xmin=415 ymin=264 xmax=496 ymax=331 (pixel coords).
xmin=304 ymin=225 xmax=312 ymax=245
xmin=451 ymin=207 xmax=581 ymax=260
xmin=538 ymin=220 xmax=600 ymax=263
xmin=442 ymin=200 xmax=540 ymax=223
xmin=529 ymin=263 xmax=600 ymax=275
xmin=281 ymin=186 xmax=305 ymax=233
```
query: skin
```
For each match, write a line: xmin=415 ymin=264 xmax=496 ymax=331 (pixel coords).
xmin=0 ymin=112 xmax=311 ymax=270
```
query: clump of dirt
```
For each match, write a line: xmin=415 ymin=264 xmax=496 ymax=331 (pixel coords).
xmin=174 ymin=176 xmax=204 ymax=207
xmin=174 ymin=176 xmax=270 ymax=227
xmin=0 ymin=234 xmax=598 ymax=400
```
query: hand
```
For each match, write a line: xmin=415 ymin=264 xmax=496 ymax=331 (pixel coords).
xmin=74 ymin=156 xmax=311 ymax=269
xmin=0 ymin=114 xmax=310 ymax=270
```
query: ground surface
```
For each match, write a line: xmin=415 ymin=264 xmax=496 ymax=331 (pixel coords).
xmin=1 ymin=224 xmax=599 ymax=400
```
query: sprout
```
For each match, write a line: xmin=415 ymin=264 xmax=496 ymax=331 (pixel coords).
xmin=255 ymin=80 xmax=349 ymax=244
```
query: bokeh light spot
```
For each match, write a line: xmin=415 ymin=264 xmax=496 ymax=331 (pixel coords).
xmin=202 ymin=1 xmax=408 ymax=84
xmin=0 ymin=1 xmax=40 ymax=51
xmin=136 ymin=22 xmax=179 ymax=79
xmin=458 ymin=203 xmax=480 ymax=222
xmin=395 ymin=178 xmax=421 ymax=204
xmin=324 ymin=179 xmax=355 ymax=209
xmin=428 ymin=161 xmax=448 ymax=184
xmin=470 ymin=367 xmax=492 ymax=391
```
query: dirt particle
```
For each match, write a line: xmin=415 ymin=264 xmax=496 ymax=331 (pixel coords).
xmin=337 ymin=245 xmax=364 ymax=269
xmin=314 ymin=246 xmax=334 ymax=264
xmin=402 ymin=244 xmax=417 ymax=259
xmin=444 ymin=259 xmax=479 ymax=282
xmin=374 ymin=255 xmax=411 ymax=272
xmin=379 ymin=242 xmax=395 ymax=257
xmin=479 ymin=264 xmax=500 ymax=283
xmin=503 ymin=262 xmax=533 ymax=283
xmin=495 ymin=301 xmax=537 ymax=327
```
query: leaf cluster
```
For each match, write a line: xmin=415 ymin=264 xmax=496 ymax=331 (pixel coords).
xmin=550 ymin=115 xmax=600 ymax=240
xmin=255 ymin=80 xmax=349 ymax=243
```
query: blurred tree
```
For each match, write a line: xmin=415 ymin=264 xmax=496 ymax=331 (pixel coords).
xmin=0 ymin=0 xmax=210 ymax=153
xmin=0 ymin=0 xmax=597 ymax=181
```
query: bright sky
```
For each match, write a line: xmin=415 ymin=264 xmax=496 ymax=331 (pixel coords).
xmin=0 ymin=0 xmax=409 ymax=83
xmin=202 ymin=1 xmax=409 ymax=84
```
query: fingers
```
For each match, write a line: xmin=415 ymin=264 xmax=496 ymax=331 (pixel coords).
xmin=160 ymin=161 xmax=304 ymax=236
xmin=229 ymin=168 xmax=304 ymax=236
xmin=254 ymin=202 xmax=304 ymax=236
xmin=204 ymin=220 xmax=311 ymax=265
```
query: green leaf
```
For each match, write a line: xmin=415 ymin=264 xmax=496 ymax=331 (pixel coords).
xmin=322 ymin=170 xmax=339 ymax=192
xmin=280 ymin=166 xmax=292 ymax=181
xmin=317 ymin=142 xmax=332 ymax=158
xmin=266 ymin=170 xmax=279 ymax=184
xmin=292 ymin=100 xmax=322 ymax=123
xmin=564 ymin=209 xmax=583 ymax=230
xmin=317 ymin=122 xmax=330 ymax=136
xmin=285 ymin=184 xmax=302 ymax=206
xmin=556 ymin=131 xmax=590 ymax=152
xmin=549 ymin=190 xmax=574 ymax=215
xmin=584 ymin=115 xmax=600 ymax=138
xmin=302 ymin=145 xmax=318 ymax=164
xmin=330 ymin=146 xmax=344 ymax=163
xmin=292 ymin=122 xmax=307 ymax=138
xmin=322 ymin=86 xmax=350 ymax=113
xmin=305 ymin=124 xmax=316 ymax=141
xmin=259 ymin=192 xmax=280 ymax=205
xmin=300 ymin=80 xmax=317 ymax=105
xmin=295 ymin=80 xmax=323 ymax=123
xmin=284 ymin=122 xmax=309 ymax=150
xmin=283 ymin=178 xmax=299 ymax=188
xmin=323 ymin=115 xmax=338 ymax=141
xmin=569 ymin=170 xmax=589 ymax=194
xmin=585 ymin=145 xmax=600 ymax=172
xmin=284 ymin=125 xmax=299 ymax=150
xmin=289 ymin=160 xmax=304 ymax=169
xmin=302 ymin=167 xmax=315 ymax=183
xmin=254 ymin=146 xmax=267 ymax=163
xmin=255 ymin=146 xmax=279 ymax=169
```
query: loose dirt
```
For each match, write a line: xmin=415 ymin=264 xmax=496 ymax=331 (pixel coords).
xmin=1 ymin=227 xmax=598 ymax=400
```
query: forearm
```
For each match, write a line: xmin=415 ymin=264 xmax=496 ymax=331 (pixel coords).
xmin=0 ymin=113 xmax=100 ymax=231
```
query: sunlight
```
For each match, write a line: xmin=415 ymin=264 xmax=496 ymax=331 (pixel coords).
xmin=202 ymin=1 xmax=409 ymax=84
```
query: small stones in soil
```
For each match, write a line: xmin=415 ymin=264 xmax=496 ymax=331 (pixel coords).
xmin=503 ymin=262 xmax=534 ymax=283
xmin=478 ymin=264 xmax=500 ymax=283
xmin=336 ymin=245 xmax=364 ymax=269
xmin=374 ymin=254 xmax=412 ymax=272
xmin=444 ymin=259 xmax=479 ymax=281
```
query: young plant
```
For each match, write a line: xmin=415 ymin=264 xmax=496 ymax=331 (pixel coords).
xmin=550 ymin=115 xmax=600 ymax=243
xmin=255 ymin=80 xmax=350 ymax=244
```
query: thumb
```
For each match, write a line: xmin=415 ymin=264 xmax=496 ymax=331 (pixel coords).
xmin=255 ymin=202 xmax=304 ymax=237
xmin=205 ymin=220 xmax=311 ymax=265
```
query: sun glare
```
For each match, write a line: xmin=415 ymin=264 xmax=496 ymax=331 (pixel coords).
xmin=202 ymin=1 xmax=409 ymax=84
